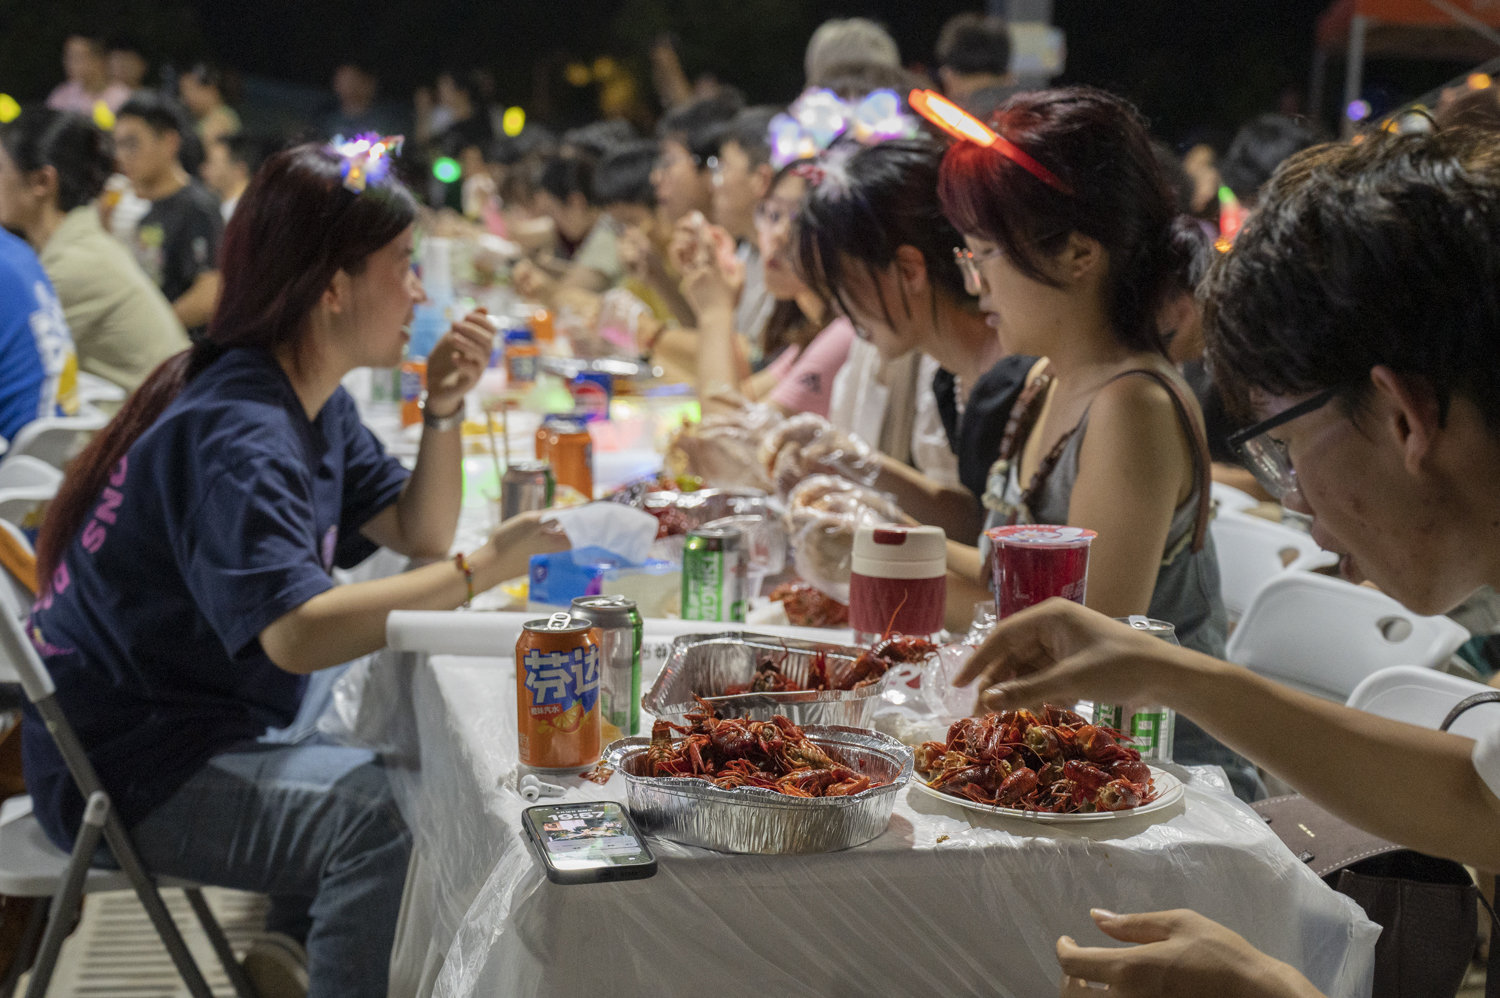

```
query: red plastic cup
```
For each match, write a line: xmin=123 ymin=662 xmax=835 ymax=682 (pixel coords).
xmin=987 ymin=525 xmax=1097 ymax=619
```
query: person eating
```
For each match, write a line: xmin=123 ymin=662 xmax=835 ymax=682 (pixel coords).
xmin=961 ymin=126 xmax=1500 ymax=997
xmin=23 ymin=138 xmax=564 ymax=998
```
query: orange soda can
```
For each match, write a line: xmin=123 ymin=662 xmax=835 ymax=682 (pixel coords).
xmin=543 ymin=416 xmax=594 ymax=499
xmin=516 ymin=613 xmax=602 ymax=774
xmin=399 ymin=359 xmax=426 ymax=427
xmin=529 ymin=307 xmax=555 ymax=343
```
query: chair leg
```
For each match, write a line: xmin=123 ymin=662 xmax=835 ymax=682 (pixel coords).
xmin=99 ymin=816 xmax=216 ymax=998
xmin=24 ymin=791 xmax=108 ymax=998
xmin=182 ymin=887 xmax=257 ymax=998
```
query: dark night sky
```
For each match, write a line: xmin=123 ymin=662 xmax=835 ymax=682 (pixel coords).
xmin=0 ymin=0 xmax=1480 ymax=144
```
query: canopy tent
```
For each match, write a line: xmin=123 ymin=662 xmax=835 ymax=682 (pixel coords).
xmin=1313 ymin=0 xmax=1500 ymax=131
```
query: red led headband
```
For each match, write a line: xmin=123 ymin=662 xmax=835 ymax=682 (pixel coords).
xmin=908 ymin=89 xmax=1073 ymax=196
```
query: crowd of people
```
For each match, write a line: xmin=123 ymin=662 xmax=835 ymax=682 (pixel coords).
xmin=3 ymin=12 xmax=1500 ymax=998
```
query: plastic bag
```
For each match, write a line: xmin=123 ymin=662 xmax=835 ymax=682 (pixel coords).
xmin=784 ymin=475 xmax=905 ymax=603
xmin=542 ymin=503 xmax=659 ymax=564
xmin=668 ymin=404 xmax=783 ymax=492
xmin=757 ymin=413 xmax=881 ymax=500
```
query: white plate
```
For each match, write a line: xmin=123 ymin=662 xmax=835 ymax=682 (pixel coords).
xmin=911 ymin=766 xmax=1184 ymax=822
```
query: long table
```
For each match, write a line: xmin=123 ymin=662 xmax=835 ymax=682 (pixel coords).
xmin=349 ymin=613 xmax=1378 ymax=998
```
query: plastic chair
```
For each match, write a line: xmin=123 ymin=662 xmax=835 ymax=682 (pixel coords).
xmin=0 ymin=406 xmax=108 ymax=473
xmin=0 ymin=612 xmax=254 ymax=998
xmin=1211 ymin=511 xmax=1340 ymax=622
xmin=1211 ymin=481 xmax=1260 ymax=515
xmin=1226 ymin=572 xmax=1472 ymax=702
xmin=74 ymin=371 xmax=126 ymax=407
xmin=0 ymin=458 xmax=62 ymax=530
xmin=1346 ymin=665 xmax=1500 ymax=740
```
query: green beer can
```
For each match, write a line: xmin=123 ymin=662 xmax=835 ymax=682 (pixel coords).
xmin=682 ymin=526 xmax=747 ymax=623
xmin=1093 ymin=616 xmax=1178 ymax=763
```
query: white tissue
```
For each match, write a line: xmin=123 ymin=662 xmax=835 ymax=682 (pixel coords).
xmin=542 ymin=503 xmax=660 ymax=564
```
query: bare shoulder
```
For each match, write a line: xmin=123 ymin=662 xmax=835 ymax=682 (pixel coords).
xmin=1089 ymin=366 xmax=1184 ymax=433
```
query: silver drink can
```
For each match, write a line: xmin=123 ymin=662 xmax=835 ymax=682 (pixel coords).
xmin=682 ymin=526 xmax=747 ymax=622
xmin=570 ymin=595 xmax=644 ymax=737
xmin=501 ymin=460 xmax=554 ymax=520
xmin=1093 ymin=616 xmax=1178 ymax=763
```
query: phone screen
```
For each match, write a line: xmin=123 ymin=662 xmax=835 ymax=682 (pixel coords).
xmin=523 ymin=802 xmax=655 ymax=878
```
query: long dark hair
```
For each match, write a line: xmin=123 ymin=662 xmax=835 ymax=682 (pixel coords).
xmin=938 ymin=86 xmax=1181 ymax=354
xmin=0 ymin=109 xmax=113 ymax=212
xmin=35 ymin=143 xmax=416 ymax=587
xmin=794 ymin=136 xmax=970 ymax=331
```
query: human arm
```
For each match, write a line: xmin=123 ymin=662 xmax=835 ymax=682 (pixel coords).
xmin=873 ymin=456 xmax=984 ymax=546
xmin=360 ymin=310 xmax=495 ymax=557
xmin=171 ymin=271 xmax=219 ymax=329
xmin=260 ymin=511 xmax=567 ymax=674
xmin=1065 ymin=375 xmax=1194 ymax=618
xmin=960 ymin=598 xmax=1500 ymax=871
xmin=1056 ymin=909 xmax=1326 ymax=998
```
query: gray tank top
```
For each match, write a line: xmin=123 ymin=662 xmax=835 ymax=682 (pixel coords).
xmin=983 ymin=371 xmax=1228 ymax=657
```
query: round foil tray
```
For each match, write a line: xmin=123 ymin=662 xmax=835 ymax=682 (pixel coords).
xmin=643 ymin=633 xmax=891 ymax=729
xmin=605 ymin=726 xmax=913 ymax=854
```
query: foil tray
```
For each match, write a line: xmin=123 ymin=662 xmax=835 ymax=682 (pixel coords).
xmin=605 ymin=726 xmax=913 ymax=853
xmin=644 ymin=633 xmax=884 ymax=728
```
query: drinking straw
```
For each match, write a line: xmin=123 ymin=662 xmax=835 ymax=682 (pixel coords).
xmin=485 ymin=407 xmax=505 ymax=487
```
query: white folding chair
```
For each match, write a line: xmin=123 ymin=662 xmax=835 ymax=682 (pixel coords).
xmin=1347 ymin=665 xmax=1500 ymax=739
xmin=0 ymin=613 xmax=254 ymax=998
xmin=1211 ymin=481 xmax=1260 ymax=515
xmin=0 ymin=406 xmax=109 ymax=473
xmin=1226 ymin=572 xmax=1472 ymax=702
xmin=1210 ymin=511 xmax=1340 ymax=622
xmin=0 ymin=458 xmax=62 ymax=531
xmin=74 ymin=371 xmax=126 ymax=408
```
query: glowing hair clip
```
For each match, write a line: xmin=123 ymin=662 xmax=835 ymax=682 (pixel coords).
xmin=907 ymin=89 xmax=1073 ymax=196
xmin=1216 ymin=185 xmax=1248 ymax=252
xmin=767 ymin=87 xmax=920 ymax=168
xmin=330 ymin=133 xmax=403 ymax=193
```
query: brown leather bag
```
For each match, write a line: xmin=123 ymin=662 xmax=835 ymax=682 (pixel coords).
xmin=1251 ymin=692 xmax=1500 ymax=998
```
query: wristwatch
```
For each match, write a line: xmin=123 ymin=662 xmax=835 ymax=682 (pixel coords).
xmin=419 ymin=393 xmax=464 ymax=431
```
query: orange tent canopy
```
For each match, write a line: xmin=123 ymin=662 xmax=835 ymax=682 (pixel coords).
xmin=1318 ymin=0 xmax=1500 ymax=57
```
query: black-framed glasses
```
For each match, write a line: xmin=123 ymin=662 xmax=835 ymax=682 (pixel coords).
xmin=1225 ymin=386 xmax=1341 ymax=500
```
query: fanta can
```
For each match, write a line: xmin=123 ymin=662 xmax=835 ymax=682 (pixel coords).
xmin=399 ymin=359 xmax=426 ymax=427
xmin=516 ymin=613 xmax=602 ymax=775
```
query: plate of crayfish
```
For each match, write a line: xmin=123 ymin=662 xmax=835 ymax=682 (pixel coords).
xmin=912 ymin=704 xmax=1184 ymax=821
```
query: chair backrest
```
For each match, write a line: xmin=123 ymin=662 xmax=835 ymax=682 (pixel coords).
xmin=0 ymin=521 xmax=35 ymax=621
xmin=1211 ymin=482 xmax=1260 ymax=514
xmin=1347 ymin=665 xmax=1500 ymax=740
xmin=1210 ymin=511 xmax=1339 ymax=621
xmin=1226 ymin=572 xmax=1472 ymax=701
xmin=1 ymin=407 xmax=109 ymax=472
xmin=0 ymin=600 xmax=54 ymax=704
xmin=74 ymin=371 xmax=126 ymax=407
xmin=0 ymin=456 xmax=64 ymax=493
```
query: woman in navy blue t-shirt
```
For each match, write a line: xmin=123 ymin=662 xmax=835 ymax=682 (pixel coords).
xmin=23 ymin=143 xmax=561 ymax=998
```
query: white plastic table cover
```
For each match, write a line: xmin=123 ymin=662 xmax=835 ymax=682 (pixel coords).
xmin=359 ymin=640 xmax=1378 ymax=998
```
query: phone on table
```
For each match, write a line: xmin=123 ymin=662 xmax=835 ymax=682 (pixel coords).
xmin=522 ymin=801 xmax=658 ymax=885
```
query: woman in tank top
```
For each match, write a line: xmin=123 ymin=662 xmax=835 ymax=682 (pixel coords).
xmin=933 ymin=87 xmax=1260 ymax=800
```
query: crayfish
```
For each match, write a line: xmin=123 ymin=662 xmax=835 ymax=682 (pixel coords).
xmin=639 ymin=697 xmax=882 ymax=798
xmin=915 ymin=704 xmax=1158 ymax=814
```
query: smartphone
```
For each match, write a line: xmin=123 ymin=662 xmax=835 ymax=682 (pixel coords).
xmin=521 ymin=802 xmax=658 ymax=885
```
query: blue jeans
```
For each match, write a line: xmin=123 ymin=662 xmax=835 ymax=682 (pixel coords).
xmin=127 ymin=742 xmax=411 ymax=998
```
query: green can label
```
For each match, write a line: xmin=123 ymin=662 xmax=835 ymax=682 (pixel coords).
xmin=682 ymin=545 xmax=744 ymax=622
xmin=1092 ymin=704 xmax=1173 ymax=763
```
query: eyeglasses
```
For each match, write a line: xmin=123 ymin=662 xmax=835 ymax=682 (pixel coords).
xmin=953 ymin=245 xmax=1001 ymax=296
xmin=1225 ymin=386 xmax=1341 ymax=500
xmin=754 ymin=199 xmax=798 ymax=232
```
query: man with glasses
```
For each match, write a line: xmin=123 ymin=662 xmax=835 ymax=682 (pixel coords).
xmin=960 ymin=129 xmax=1500 ymax=996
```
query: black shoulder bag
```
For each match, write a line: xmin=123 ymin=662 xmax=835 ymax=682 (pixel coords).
xmin=1251 ymin=691 xmax=1500 ymax=998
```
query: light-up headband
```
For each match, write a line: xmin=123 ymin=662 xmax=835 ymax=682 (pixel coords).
xmin=907 ymin=89 xmax=1073 ymax=196
xmin=329 ymin=133 xmax=403 ymax=193
xmin=767 ymin=88 xmax=921 ymax=169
